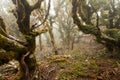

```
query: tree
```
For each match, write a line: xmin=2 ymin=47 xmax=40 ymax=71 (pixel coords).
xmin=0 ymin=0 xmax=49 ymax=79
xmin=50 ymin=0 xmax=77 ymax=50
xmin=71 ymin=0 xmax=120 ymax=53
xmin=32 ymin=0 xmax=58 ymax=55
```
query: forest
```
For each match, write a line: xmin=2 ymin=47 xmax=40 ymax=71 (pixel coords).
xmin=0 ymin=0 xmax=120 ymax=80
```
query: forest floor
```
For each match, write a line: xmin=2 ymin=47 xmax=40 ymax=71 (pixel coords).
xmin=0 ymin=35 xmax=120 ymax=80
xmin=38 ymin=35 xmax=120 ymax=80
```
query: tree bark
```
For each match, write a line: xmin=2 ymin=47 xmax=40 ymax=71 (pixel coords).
xmin=39 ymin=35 xmax=42 ymax=51
xmin=1 ymin=0 xmax=45 ymax=79
xmin=48 ymin=22 xmax=58 ymax=55
xmin=71 ymin=0 xmax=120 ymax=52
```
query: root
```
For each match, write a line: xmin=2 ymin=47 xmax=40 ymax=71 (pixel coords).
xmin=21 ymin=51 xmax=30 ymax=80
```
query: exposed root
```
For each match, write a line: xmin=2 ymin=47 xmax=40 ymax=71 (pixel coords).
xmin=21 ymin=51 xmax=30 ymax=80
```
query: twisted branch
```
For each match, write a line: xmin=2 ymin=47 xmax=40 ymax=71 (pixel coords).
xmin=31 ymin=0 xmax=51 ymax=30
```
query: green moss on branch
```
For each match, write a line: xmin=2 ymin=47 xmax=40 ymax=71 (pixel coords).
xmin=104 ymin=29 xmax=120 ymax=41
xmin=0 ymin=34 xmax=27 ymax=53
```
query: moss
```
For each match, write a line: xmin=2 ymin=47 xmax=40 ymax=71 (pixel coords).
xmin=104 ymin=28 xmax=120 ymax=41
xmin=0 ymin=34 xmax=27 ymax=53
xmin=25 ymin=35 xmax=32 ymax=41
xmin=82 ymin=25 xmax=98 ymax=35
xmin=0 ymin=51 xmax=18 ymax=65
xmin=68 ymin=62 xmax=89 ymax=77
xmin=57 ymin=60 xmax=100 ymax=79
xmin=47 ymin=55 xmax=70 ymax=63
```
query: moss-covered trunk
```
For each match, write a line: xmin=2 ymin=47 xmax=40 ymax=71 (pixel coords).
xmin=19 ymin=36 xmax=37 ymax=80
xmin=0 ymin=0 xmax=47 ymax=79
xmin=10 ymin=0 xmax=44 ymax=79
xmin=71 ymin=0 xmax=120 ymax=53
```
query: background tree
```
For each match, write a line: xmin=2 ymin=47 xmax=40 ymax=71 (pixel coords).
xmin=72 ymin=0 xmax=120 ymax=53
xmin=49 ymin=0 xmax=78 ymax=51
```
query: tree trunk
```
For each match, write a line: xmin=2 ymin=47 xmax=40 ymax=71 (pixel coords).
xmin=48 ymin=28 xmax=58 ymax=55
xmin=0 ymin=0 xmax=45 ymax=79
xmin=71 ymin=0 xmax=120 ymax=53
xmin=70 ymin=36 xmax=75 ymax=50
xmin=39 ymin=35 xmax=42 ymax=51
xmin=49 ymin=18 xmax=58 ymax=55
xmin=20 ymin=37 xmax=37 ymax=80
xmin=10 ymin=0 xmax=44 ymax=79
xmin=109 ymin=10 xmax=114 ymax=28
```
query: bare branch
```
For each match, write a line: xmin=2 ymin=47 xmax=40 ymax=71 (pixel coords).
xmin=0 ymin=16 xmax=27 ymax=46
xmin=30 ymin=0 xmax=44 ymax=11
xmin=72 ymin=0 xmax=83 ymax=28
xmin=90 ymin=4 xmax=101 ymax=34
xmin=11 ymin=0 xmax=16 ymax=5
xmin=21 ymin=0 xmax=30 ymax=9
xmin=12 ymin=0 xmax=30 ymax=7
xmin=0 ymin=16 xmax=7 ymax=32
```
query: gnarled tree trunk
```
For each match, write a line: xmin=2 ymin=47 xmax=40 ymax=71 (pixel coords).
xmin=71 ymin=0 xmax=120 ymax=53
xmin=0 ymin=0 xmax=49 ymax=79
